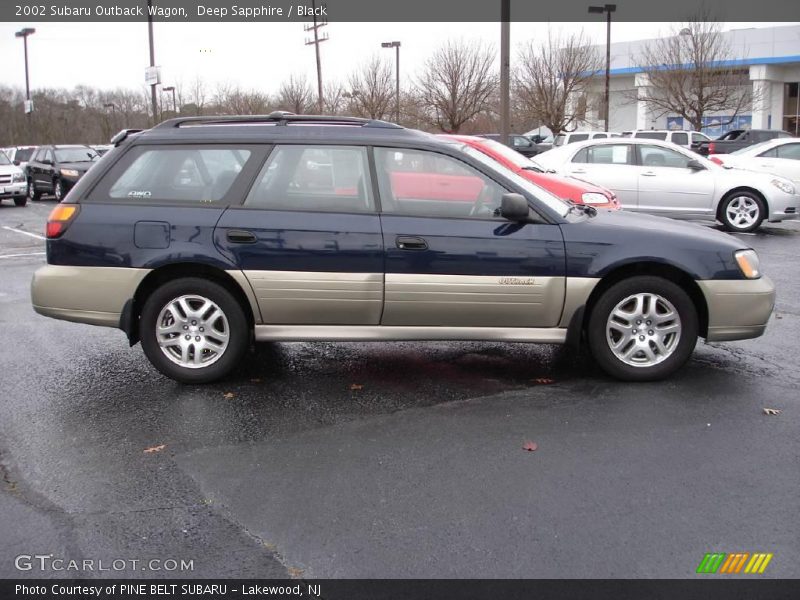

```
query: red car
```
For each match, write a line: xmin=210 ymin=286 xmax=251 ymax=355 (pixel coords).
xmin=440 ymin=134 xmax=620 ymax=209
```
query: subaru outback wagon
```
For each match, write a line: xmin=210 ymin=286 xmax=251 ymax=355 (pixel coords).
xmin=31 ymin=114 xmax=775 ymax=383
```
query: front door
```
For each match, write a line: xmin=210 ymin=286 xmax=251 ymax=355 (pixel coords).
xmin=565 ymin=143 xmax=639 ymax=208
xmin=215 ymin=144 xmax=384 ymax=325
xmin=373 ymin=147 xmax=566 ymax=328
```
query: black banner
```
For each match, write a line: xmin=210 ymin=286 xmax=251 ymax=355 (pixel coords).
xmin=2 ymin=0 xmax=800 ymax=22
xmin=2 ymin=579 xmax=800 ymax=600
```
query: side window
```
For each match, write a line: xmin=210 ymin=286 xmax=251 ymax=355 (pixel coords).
xmin=671 ymin=132 xmax=688 ymax=146
xmin=244 ymin=145 xmax=374 ymax=213
xmin=573 ymin=144 xmax=632 ymax=165
xmin=100 ymin=146 xmax=253 ymax=203
xmin=776 ymin=144 xmax=800 ymax=160
xmin=512 ymin=136 xmax=530 ymax=148
xmin=570 ymin=134 xmax=590 ymax=143
xmin=639 ymin=145 xmax=693 ymax=168
xmin=374 ymin=147 xmax=508 ymax=219
xmin=45 ymin=149 xmax=54 ymax=163
xmin=691 ymin=132 xmax=708 ymax=143
xmin=593 ymin=133 xmax=608 ymax=139
xmin=759 ymin=147 xmax=778 ymax=158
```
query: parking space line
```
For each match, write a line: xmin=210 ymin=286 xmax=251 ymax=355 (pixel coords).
xmin=0 ymin=252 xmax=46 ymax=259
xmin=2 ymin=226 xmax=46 ymax=240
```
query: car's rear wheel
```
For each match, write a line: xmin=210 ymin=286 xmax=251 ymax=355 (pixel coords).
xmin=719 ymin=191 xmax=764 ymax=233
xmin=588 ymin=276 xmax=698 ymax=381
xmin=14 ymin=196 xmax=27 ymax=207
xmin=28 ymin=179 xmax=41 ymax=201
xmin=140 ymin=278 xmax=249 ymax=383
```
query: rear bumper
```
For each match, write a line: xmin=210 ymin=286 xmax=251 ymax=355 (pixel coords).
xmin=698 ymin=277 xmax=775 ymax=342
xmin=31 ymin=265 xmax=150 ymax=328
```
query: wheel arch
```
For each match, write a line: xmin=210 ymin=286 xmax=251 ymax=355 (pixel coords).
xmin=579 ymin=261 xmax=709 ymax=341
xmin=120 ymin=262 xmax=258 ymax=346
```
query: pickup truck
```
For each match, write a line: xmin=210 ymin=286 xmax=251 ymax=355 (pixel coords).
xmin=694 ymin=128 xmax=793 ymax=156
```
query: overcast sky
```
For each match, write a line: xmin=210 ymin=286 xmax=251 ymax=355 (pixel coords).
xmin=0 ymin=21 xmax=793 ymax=95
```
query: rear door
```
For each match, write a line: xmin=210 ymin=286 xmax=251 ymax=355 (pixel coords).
xmin=214 ymin=144 xmax=384 ymax=325
xmin=374 ymin=146 xmax=565 ymax=328
xmin=566 ymin=143 xmax=639 ymax=207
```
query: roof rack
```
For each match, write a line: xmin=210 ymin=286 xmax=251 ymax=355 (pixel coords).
xmin=153 ymin=111 xmax=403 ymax=130
xmin=110 ymin=128 xmax=144 ymax=145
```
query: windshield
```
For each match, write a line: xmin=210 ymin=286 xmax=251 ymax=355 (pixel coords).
xmin=460 ymin=145 xmax=570 ymax=218
xmin=730 ymin=140 xmax=773 ymax=156
xmin=0 ymin=151 xmax=10 ymax=166
xmin=54 ymin=147 xmax=98 ymax=163
xmin=477 ymin=138 xmax=534 ymax=169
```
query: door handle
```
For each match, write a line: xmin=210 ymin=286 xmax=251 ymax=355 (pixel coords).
xmin=641 ymin=171 xmax=657 ymax=177
xmin=226 ymin=229 xmax=257 ymax=244
xmin=396 ymin=236 xmax=428 ymax=251
xmin=571 ymin=169 xmax=586 ymax=174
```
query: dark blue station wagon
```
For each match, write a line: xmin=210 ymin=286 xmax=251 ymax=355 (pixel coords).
xmin=31 ymin=114 xmax=775 ymax=383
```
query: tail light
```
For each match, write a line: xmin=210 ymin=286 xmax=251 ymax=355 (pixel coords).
xmin=710 ymin=156 xmax=724 ymax=166
xmin=46 ymin=204 xmax=80 ymax=239
xmin=708 ymin=142 xmax=716 ymax=154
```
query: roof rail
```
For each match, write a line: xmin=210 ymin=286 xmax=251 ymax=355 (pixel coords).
xmin=110 ymin=128 xmax=144 ymax=145
xmin=152 ymin=112 xmax=403 ymax=130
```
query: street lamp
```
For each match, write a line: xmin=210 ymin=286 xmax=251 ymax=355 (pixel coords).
xmin=588 ymin=4 xmax=616 ymax=132
xmin=15 ymin=27 xmax=35 ymax=119
xmin=381 ymin=41 xmax=401 ymax=123
xmin=163 ymin=86 xmax=177 ymax=114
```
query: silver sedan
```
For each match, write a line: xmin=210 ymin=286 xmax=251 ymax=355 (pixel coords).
xmin=532 ymin=138 xmax=799 ymax=232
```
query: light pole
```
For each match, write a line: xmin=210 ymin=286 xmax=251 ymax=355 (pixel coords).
xmin=163 ymin=86 xmax=177 ymax=114
xmin=588 ymin=4 xmax=616 ymax=132
xmin=381 ymin=41 xmax=401 ymax=123
xmin=146 ymin=0 xmax=158 ymax=124
xmin=15 ymin=27 xmax=35 ymax=135
xmin=500 ymin=0 xmax=510 ymax=147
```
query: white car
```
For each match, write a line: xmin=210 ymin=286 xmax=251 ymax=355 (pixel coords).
xmin=552 ymin=131 xmax=620 ymax=147
xmin=621 ymin=130 xmax=711 ymax=150
xmin=0 ymin=150 xmax=28 ymax=206
xmin=532 ymin=138 xmax=799 ymax=232
xmin=709 ymin=138 xmax=800 ymax=184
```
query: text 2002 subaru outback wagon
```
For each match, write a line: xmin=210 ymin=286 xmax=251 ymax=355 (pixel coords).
xmin=31 ymin=114 xmax=775 ymax=383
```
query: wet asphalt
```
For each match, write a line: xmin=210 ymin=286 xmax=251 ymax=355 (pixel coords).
xmin=0 ymin=198 xmax=798 ymax=580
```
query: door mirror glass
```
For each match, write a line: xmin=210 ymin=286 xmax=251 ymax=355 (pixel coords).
xmin=499 ymin=193 xmax=530 ymax=221
xmin=687 ymin=159 xmax=705 ymax=170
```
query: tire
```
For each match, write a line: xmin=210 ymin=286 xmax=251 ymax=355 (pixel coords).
xmin=53 ymin=179 xmax=65 ymax=202
xmin=587 ymin=276 xmax=698 ymax=382
xmin=28 ymin=179 xmax=41 ymax=201
xmin=719 ymin=191 xmax=765 ymax=233
xmin=140 ymin=278 xmax=249 ymax=384
xmin=14 ymin=196 xmax=28 ymax=207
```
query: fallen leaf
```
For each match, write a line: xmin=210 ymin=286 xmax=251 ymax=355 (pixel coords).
xmin=532 ymin=378 xmax=555 ymax=385
xmin=250 ymin=378 xmax=262 ymax=383
xmin=350 ymin=383 xmax=363 ymax=390
xmin=774 ymin=314 xmax=783 ymax=319
xmin=522 ymin=441 xmax=539 ymax=452
xmin=143 ymin=444 xmax=166 ymax=454
xmin=287 ymin=567 xmax=304 ymax=578
xmin=763 ymin=408 xmax=782 ymax=416
xmin=223 ymin=392 xmax=235 ymax=399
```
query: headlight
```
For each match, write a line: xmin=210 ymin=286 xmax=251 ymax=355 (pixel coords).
xmin=60 ymin=168 xmax=80 ymax=178
xmin=770 ymin=178 xmax=795 ymax=195
xmin=735 ymin=249 xmax=761 ymax=279
xmin=12 ymin=172 xmax=25 ymax=183
xmin=581 ymin=192 xmax=609 ymax=205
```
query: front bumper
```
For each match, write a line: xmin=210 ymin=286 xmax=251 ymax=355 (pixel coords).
xmin=766 ymin=191 xmax=799 ymax=223
xmin=698 ymin=277 xmax=775 ymax=342
xmin=31 ymin=265 xmax=150 ymax=328
xmin=0 ymin=181 xmax=27 ymax=198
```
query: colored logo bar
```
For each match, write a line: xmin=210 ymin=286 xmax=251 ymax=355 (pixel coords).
xmin=697 ymin=553 xmax=773 ymax=574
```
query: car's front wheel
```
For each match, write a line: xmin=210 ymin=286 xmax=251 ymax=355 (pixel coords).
xmin=588 ymin=276 xmax=698 ymax=381
xmin=14 ymin=196 xmax=28 ymax=207
xmin=719 ymin=191 xmax=764 ymax=233
xmin=140 ymin=278 xmax=249 ymax=383
xmin=28 ymin=179 xmax=41 ymax=201
xmin=53 ymin=179 xmax=65 ymax=202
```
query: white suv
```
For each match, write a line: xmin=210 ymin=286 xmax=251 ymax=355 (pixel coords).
xmin=552 ymin=131 xmax=620 ymax=147
xmin=622 ymin=130 xmax=711 ymax=150
xmin=0 ymin=150 xmax=28 ymax=206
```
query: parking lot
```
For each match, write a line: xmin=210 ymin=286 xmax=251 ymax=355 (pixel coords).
xmin=1 ymin=198 xmax=799 ymax=579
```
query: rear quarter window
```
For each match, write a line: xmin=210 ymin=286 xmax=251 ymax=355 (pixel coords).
xmin=88 ymin=145 xmax=260 ymax=204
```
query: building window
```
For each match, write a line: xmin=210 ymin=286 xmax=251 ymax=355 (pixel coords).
xmin=784 ymin=83 xmax=799 ymax=136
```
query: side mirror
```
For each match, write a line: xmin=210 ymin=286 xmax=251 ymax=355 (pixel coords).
xmin=687 ymin=159 xmax=705 ymax=170
xmin=499 ymin=193 xmax=530 ymax=221
xmin=12 ymin=160 xmax=20 ymax=166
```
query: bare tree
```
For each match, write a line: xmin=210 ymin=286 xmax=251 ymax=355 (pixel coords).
xmin=636 ymin=17 xmax=754 ymax=132
xmin=322 ymin=81 xmax=346 ymax=115
xmin=416 ymin=39 xmax=498 ymax=133
xmin=346 ymin=56 xmax=395 ymax=120
xmin=277 ymin=75 xmax=313 ymax=114
xmin=514 ymin=31 xmax=602 ymax=136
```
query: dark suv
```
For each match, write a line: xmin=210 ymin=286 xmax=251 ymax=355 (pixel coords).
xmin=27 ymin=144 xmax=99 ymax=202
xmin=31 ymin=114 xmax=774 ymax=383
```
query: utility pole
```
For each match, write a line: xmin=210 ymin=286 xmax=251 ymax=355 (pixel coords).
xmin=588 ymin=4 xmax=616 ymax=132
xmin=15 ymin=28 xmax=35 ymax=139
xmin=147 ymin=0 xmax=158 ymax=125
xmin=304 ymin=0 xmax=328 ymax=113
xmin=500 ymin=0 xmax=510 ymax=147
xmin=381 ymin=41 xmax=401 ymax=123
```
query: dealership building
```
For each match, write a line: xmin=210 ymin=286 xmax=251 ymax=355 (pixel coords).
xmin=581 ymin=24 xmax=800 ymax=135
